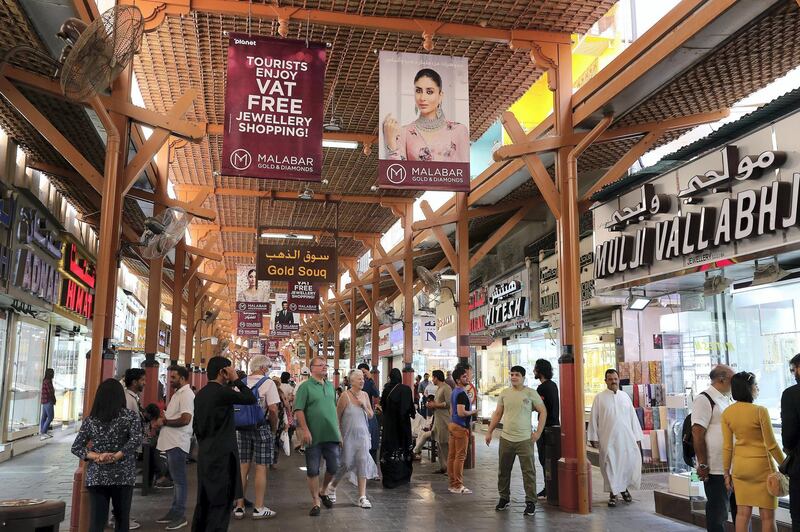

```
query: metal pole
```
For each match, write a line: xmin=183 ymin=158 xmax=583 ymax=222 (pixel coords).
xmin=455 ymin=192 xmax=470 ymax=365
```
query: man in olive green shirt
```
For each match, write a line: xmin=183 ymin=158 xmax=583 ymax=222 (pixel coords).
xmin=485 ymin=365 xmax=547 ymax=517
xmin=293 ymin=356 xmax=341 ymax=516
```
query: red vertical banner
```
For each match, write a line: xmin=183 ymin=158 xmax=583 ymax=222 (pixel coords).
xmin=287 ymin=280 xmax=320 ymax=313
xmin=222 ymin=34 xmax=326 ymax=181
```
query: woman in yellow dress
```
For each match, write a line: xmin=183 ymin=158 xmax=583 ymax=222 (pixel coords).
xmin=721 ymin=371 xmax=785 ymax=532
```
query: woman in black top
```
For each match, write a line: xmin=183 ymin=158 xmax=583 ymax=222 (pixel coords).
xmin=72 ymin=378 xmax=142 ymax=532
xmin=379 ymin=368 xmax=415 ymax=488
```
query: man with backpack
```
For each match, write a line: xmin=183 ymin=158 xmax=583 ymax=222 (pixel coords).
xmin=690 ymin=365 xmax=735 ymax=532
xmin=233 ymin=355 xmax=280 ymax=520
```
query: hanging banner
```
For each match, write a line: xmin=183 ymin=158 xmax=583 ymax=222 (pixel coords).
xmin=262 ymin=338 xmax=280 ymax=356
xmin=378 ymin=51 xmax=470 ymax=192
xmin=237 ymin=327 xmax=261 ymax=337
xmin=235 ymin=264 xmax=270 ymax=312
xmin=256 ymin=244 xmax=337 ymax=283
xmin=287 ymin=280 xmax=319 ymax=313
xmin=221 ymin=34 xmax=326 ymax=181
xmin=237 ymin=310 xmax=263 ymax=330
xmin=271 ymin=293 xmax=299 ymax=333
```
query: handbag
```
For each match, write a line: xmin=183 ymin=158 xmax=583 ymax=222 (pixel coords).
xmin=763 ymin=424 xmax=789 ymax=497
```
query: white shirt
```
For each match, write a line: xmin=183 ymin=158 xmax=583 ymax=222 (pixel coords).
xmin=424 ymin=382 xmax=438 ymax=399
xmin=125 ymin=388 xmax=141 ymax=414
xmin=157 ymin=384 xmax=195 ymax=453
xmin=246 ymin=374 xmax=280 ymax=413
xmin=280 ymin=383 xmax=294 ymax=402
xmin=691 ymin=385 xmax=731 ymax=475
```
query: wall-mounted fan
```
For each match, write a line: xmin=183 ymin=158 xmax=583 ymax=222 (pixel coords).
xmin=203 ymin=308 xmax=220 ymax=324
xmin=139 ymin=207 xmax=190 ymax=259
xmin=375 ymin=299 xmax=402 ymax=326
xmin=416 ymin=265 xmax=457 ymax=307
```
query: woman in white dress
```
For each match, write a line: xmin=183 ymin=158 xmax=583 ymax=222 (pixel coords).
xmin=327 ymin=369 xmax=378 ymax=508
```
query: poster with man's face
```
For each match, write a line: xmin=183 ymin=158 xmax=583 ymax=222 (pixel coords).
xmin=272 ymin=293 xmax=299 ymax=333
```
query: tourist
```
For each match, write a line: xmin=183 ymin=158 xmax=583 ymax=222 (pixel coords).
xmin=445 ymin=371 xmax=456 ymax=389
xmin=781 ymin=354 xmax=800 ymax=531
xmin=293 ymin=356 xmax=341 ymax=516
xmin=412 ymin=409 xmax=434 ymax=460
xmin=71 ymin=378 xmax=142 ymax=532
xmin=40 ymin=368 xmax=56 ymax=439
xmin=124 ymin=368 xmax=146 ymax=417
xmin=448 ymin=366 xmax=477 ymax=494
xmin=272 ymin=376 xmax=287 ymax=467
xmin=279 ymin=371 xmax=296 ymax=450
xmin=418 ymin=373 xmax=430 ymax=415
xmin=587 ymin=368 xmax=643 ymax=507
xmin=380 ymin=368 xmax=415 ymax=488
xmin=722 ymin=372 xmax=785 ymax=532
xmin=328 ymin=369 xmax=378 ymax=509
xmin=692 ymin=365 xmax=735 ymax=532
xmin=191 ymin=357 xmax=256 ymax=531
xmin=358 ymin=363 xmax=381 ymax=462
xmin=154 ymin=365 xmax=195 ymax=531
xmin=485 ymin=366 xmax=546 ymax=516
xmin=534 ymin=359 xmax=560 ymax=499
xmin=427 ymin=370 xmax=452 ymax=474
xmin=414 ymin=374 xmax=422 ymax=410
xmin=233 ymin=355 xmax=279 ymax=520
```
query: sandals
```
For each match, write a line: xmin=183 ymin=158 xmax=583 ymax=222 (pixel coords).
xmin=621 ymin=490 xmax=633 ymax=503
xmin=608 ymin=494 xmax=617 ymax=507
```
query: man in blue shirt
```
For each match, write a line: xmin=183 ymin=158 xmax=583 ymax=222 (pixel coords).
xmin=448 ymin=367 xmax=476 ymax=494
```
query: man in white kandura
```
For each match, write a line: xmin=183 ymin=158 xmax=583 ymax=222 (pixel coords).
xmin=588 ymin=368 xmax=643 ymax=508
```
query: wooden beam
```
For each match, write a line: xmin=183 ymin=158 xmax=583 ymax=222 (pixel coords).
xmin=196 ymin=271 xmax=227 ymax=285
xmin=469 ymin=204 xmax=534 ymax=268
xmin=349 ymin=268 xmax=375 ymax=315
xmin=420 ymin=201 xmax=459 ymax=274
xmin=184 ymin=257 xmax=205 ymax=285
xmin=411 ymin=210 xmax=460 ymax=231
xmin=184 ymin=244 xmax=224 ymax=263
xmin=127 ymin=188 xmax=217 ymax=221
xmin=174 ymin=184 xmax=414 ymax=205
xmin=369 ymin=249 xmax=427 ymax=268
xmin=375 ymin=245 xmax=405 ymax=296
xmin=467 ymin=198 xmax=533 ymax=219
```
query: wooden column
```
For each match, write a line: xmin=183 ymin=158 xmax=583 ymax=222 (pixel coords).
xmin=455 ymin=192 xmax=470 ymax=364
xmin=402 ymin=203 xmax=415 ymax=386
xmin=322 ymin=316 xmax=329 ymax=378
xmin=333 ymin=308 xmax=341 ymax=387
xmin=350 ymin=289 xmax=357 ymax=370
xmin=185 ymin=278 xmax=197 ymax=385
xmin=195 ymin=296 xmax=205 ymax=387
xmin=553 ymin=42 xmax=590 ymax=514
xmin=169 ymin=241 xmax=185 ymax=396
xmin=371 ymin=252 xmax=380 ymax=375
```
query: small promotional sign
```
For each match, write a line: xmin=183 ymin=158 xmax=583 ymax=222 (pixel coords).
xmin=256 ymin=244 xmax=337 ymax=283
xmin=237 ymin=327 xmax=261 ymax=337
xmin=237 ymin=311 xmax=263 ymax=330
xmin=378 ymin=51 xmax=470 ymax=191
xmin=262 ymin=338 xmax=280 ymax=355
xmin=221 ymin=34 xmax=326 ymax=182
xmin=287 ymin=280 xmax=319 ymax=313
xmin=235 ymin=264 xmax=270 ymax=312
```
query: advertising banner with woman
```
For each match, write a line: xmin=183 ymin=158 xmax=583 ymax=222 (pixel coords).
xmin=235 ymin=264 xmax=270 ymax=313
xmin=378 ymin=51 xmax=470 ymax=191
xmin=221 ymin=34 xmax=326 ymax=181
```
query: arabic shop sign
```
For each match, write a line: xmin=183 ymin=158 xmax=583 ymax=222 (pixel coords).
xmin=287 ymin=280 xmax=320 ymax=313
xmin=539 ymin=236 xmax=596 ymax=315
xmin=16 ymin=205 xmax=62 ymax=259
xmin=485 ymin=271 xmax=528 ymax=329
xmin=60 ymin=279 xmax=93 ymax=319
xmin=64 ymin=242 xmax=95 ymax=289
xmin=256 ymin=244 xmax=337 ymax=283
xmin=592 ymin=119 xmax=800 ymax=290
xmin=12 ymin=248 xmax=59 ymax=305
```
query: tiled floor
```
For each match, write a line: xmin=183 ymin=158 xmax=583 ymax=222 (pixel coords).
xmin=0 ymin=428 xmax=702 ymax=531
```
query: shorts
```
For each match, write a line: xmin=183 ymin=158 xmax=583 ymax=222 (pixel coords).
xmin=236 ymin=426 xmax=274 ymax=465
xmin=304 ymin=441 xmax=340 ymax=478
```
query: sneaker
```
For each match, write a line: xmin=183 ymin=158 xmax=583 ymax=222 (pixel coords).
xmin=358 ymin=496 xmax=372 ymax=509
xmin=495 ymin=498 xmax=510 ymax=511
xmin=309 ymin=505 xmax=320 ymax=516
xmin=325 ymin=486 xmax=337 ymax=503
xmin=155 ymin=479 xmax=174 ymax=489
xmin=448 ymin=486 xmax=472 ymax=494
xmin=252 ymin=507 xmax=276 ymax=520
xmin=524 ymin=502 xmax=536 ymax=516
xmin=155 ymin=513 xmax=175 ymax=524
xmin=537 ymin=488 xmax=547 ymax=499
xmin=319 ymin=494 xmax=334 ymax=508
xmin=129 ymin=519 xmax=141 ymax=530
xmin=165 ymin=517 xmax=188 ymax=530
xmin=232 ymin=507 xmax=245 ymax=520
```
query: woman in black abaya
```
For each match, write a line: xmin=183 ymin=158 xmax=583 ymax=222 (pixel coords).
xmin=379 ymin=368 xmax=416 ymax=488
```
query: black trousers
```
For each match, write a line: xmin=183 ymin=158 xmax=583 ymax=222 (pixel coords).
xmin=704 ymin=474 xmax=736 ymax=532
xmin=790 ymin=470 xmax=800 ymax=532
xmin=87 ymin=485 xmax=133 ymax=532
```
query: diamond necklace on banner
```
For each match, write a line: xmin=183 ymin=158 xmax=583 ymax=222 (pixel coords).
xmin=415 ymin=112 xmax=445 ymax=132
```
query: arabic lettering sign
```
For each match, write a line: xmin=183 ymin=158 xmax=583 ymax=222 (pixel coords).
xmin=378 ymin=51 xmax=470 ymax=192
xmin=486 ymin=270 xmax=528 ymax=330
xmin=591 ymin=124 xmax=800 ymax=290
xmin=64 ymin=242 xmax=96 ymax=289
xmin=221 ymin=34 xmax=326 ymax=182
xmin=287 ymin=280 xmax=319 ymax=313
xmin=256 ymin=244 xmax=337 ymax=283
xmin=539 ymin=236 xmax=595 ymax=315
xmin=236 ymin=264 xmax=270 ymax=312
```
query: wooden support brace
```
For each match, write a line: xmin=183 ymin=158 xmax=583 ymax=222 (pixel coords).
xmin=184 ymin=244 xmax=224 ymax=263
xmin=420 ymin=201 xmax=459 ymax=274
xmin=469 ymin=204 xmax=534 ymax=268
xmin=126 ymin=188 xmax=217 ymax=221
xmin=184 ymin=257 xmax=205 ymax=285
xmin=375 ymin=245 xmax=405 ymax=296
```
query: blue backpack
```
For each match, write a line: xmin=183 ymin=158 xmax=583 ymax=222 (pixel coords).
xmin=234 ymin=376 xmax=270 ymax=429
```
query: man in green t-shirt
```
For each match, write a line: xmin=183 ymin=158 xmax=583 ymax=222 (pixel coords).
xmin=293 ymin=356 xmax=341 ymax=517
xmin=485 ymin=365 xmax=547 ymax=517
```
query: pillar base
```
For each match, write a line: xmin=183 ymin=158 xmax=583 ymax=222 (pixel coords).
xmin=401 ymin=364 xmax=414 ymax=387
xmin=557 ymin=459 xmax=592 ymax=513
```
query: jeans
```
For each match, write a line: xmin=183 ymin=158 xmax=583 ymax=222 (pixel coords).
xmin=498 ymin=437 xmax=537 ymax=502
xmin=88 ymin=485 xmax=133 ymax=532
xmin=40 ymin=403 xmax=54 ymax=434
xmin=790 ymin=470 xmax=800 ymax=532
xmin=304 ymin=441 xmax=340 ymax=477
xmin=447 ymin=423 xmax=469 ymax=489
xmin=704 ymin=474 xmax=736 ymax=532
xmin=166 ymin=448 xmax=188 ymax=518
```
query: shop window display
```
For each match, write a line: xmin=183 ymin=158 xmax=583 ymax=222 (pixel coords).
xmin=583 ymin=326 xmax=617 ymax=408
xmin=478 ymin=341 xmax=508 ymax=418
xmin=51 ymin=333 xmax=90 ymax=423
xmin=6 ymin=319 xmax=47 ymax=439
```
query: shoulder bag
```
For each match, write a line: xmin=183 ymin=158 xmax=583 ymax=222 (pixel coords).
xmin=763 ymin=413 xmax=790 ymax=497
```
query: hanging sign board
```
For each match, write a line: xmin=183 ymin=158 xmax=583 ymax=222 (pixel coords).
xmin=271 ymin=293 xmax=299 ymax=334
xmin=237 ymin=311 xmax=263 ymax=330
xmin=221 ymin=34 xmax=326 ymax=182
xmin=262 ymin=338 xmax=280 ymax=355
xmin=235 ymin=264 xmax=271 ymax=312
xmin=237 ymin=327 xmax=260 ymax=337
xmin=287 ymin=280 xmax=319 ymax=313
xmin=256 ymin=244 xmax=337 ymax=283
xmin=378 ymin=51 xmax=470 ymax=191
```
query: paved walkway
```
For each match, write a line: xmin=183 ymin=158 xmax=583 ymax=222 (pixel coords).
xmin=0 ymin=429 xmax=700 ymax=531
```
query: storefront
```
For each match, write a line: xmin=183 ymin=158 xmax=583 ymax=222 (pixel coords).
xmin=591 ymin=109 xmax=800 ymax=495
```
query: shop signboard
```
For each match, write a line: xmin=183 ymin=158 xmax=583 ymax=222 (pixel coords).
xmin=389 ymin=321 xmax=404 ymax=353
xmin=64 ymin=242 xmax=95 ymax=289
xmin=593 ymin=113 xmax=800 ymax=290
xmin=378 ymin=324 xmax=391 ymax=356
xmin=221 ymin=34 xmax=326 ymax=182
xmin=412 ymin=314 xmax=437 ymax=350
xmin=235 ymin=264 xmax=270 ymax=312
xmin=378 ymin=51 xmax=470 ymax=191
xmin=256 ymin=244 xmax=337 ymax=283
xmin=287 ymin=280 xmax=319 ymax=313
xmin=60 ymin=279 xmax=93 ymax=320
xmin=485 ymin=269 xmax=529 ymax=331
xmin=237 ymin=327 xmax=260 ymax=337
xmin=262 ymin=338 xmax=280 ymax=355
xmin=237 ymin=310 xmax=263 ymax=330
xmin=58 ymin=239 xmax=96 ymax=321
xmin=468 ymin=285 xmax=487 ymax=333
xmin=538 ymin=236 xmax=596 ymax=316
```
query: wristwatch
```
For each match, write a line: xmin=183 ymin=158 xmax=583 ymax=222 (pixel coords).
xmin=697 ymin=464 xmax=709 ymax=470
